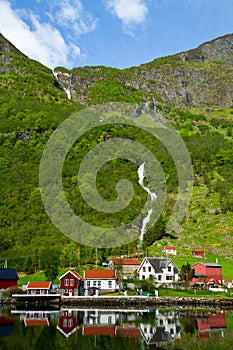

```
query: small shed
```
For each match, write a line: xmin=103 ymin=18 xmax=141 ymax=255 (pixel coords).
xmin=26 ymin=281 xmax=52 ymax=295
xmin=0 ymin=268 xmax=19 ymax=289
xmin=192 ymin=250 xmax=205 ymax=258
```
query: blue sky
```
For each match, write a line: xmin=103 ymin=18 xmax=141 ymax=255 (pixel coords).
xmin=0 ymin=0 xmax=232 ymax=69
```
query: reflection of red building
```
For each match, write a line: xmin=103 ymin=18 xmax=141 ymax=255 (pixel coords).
xmin=83 ymin=326 xmax=116 ymax=336
xmin=59 ymin=268 xmax=84 ymax=296
xmin=57 ymin=310 xmax=81 ymax=337
xmin=24 ymin=312 xmax=49 ymax=327
xmin=116 ymin=327 xmax=140 ymax=337
xmin=192 ymin=263 xmax=222 ymax=284
xmin=197 ymin=312 xmax=226 ymax=340
xmin=0 ymin=315 xmax=14 ymax=338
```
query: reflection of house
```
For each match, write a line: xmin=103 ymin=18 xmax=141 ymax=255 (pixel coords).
xmin=24 ymin=311 xmax=49 ymax=327
xmin=83 ymin=310 xmax=118 ymax=326
xmin=140 ymin=310 xmax=181 ymax=346
xmin=26 ymin=281 xmax=52 ymax=295
xmin=0 ymin=315 xmax=14 ymax=338
xmin=57 ymin=309 xmax=83 ymax=337
xmin=108 ymin=258 xmax=140 ymax=274
xmin=138 ymin=257 xmax=179 ymax=285
xmin=0 ymin=268 xmax=19 ymax=289
xmin=163 ymin=246 xmax=177 ymax=256
xmin=197 ymin=312 xmax=226 ymax=340
xmin=192 ymin=250 xmax=205 ymax=258
xmin=59 ymin=268 xmax=84 ymax=296
xmin=192 ymin=263 xmax=222 ymax=284
xmin=84 ymin=270 xmax=118 ymax=294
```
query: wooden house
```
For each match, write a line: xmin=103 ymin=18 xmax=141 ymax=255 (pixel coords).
xmin=0 ymin=268 xmax=19 ymax=289
xmin=59 ymin=268 xmax=84 ymax=296
xmin=26 ymin=281 xmax=52 ymax=295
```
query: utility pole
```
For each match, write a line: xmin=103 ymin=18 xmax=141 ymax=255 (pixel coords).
xmin=4 ymin=259 xmax=7 ymax=268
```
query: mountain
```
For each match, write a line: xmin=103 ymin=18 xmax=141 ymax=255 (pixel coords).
xmin=0 ymin=33 xmax=233 ymax=273
xmin=53 ymin=33 xmax=233 ymax=107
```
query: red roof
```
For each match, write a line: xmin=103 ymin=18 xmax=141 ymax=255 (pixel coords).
xmin=85 ymin=270 xmax=116 ymax=279
xmin=59 ymin=269 xmax=84 ymax=281
xmin=116 ymin=328 xmax=140 ymax=337
xmin=83 ymin=326 xmax=115 ymax=336
xmin=192 ymin=250 xmax=205 ymax=253
xmin=25 ymin=319 xmax=49 ymax=327
xmin=165 ymin=246 xmax=176 ymax=250
xmin=27 ymin=281 xmax=51 ymax=289
xmin=111 ymin=258 xmax=140 ymax=265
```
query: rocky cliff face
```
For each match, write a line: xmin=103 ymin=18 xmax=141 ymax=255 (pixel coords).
xmin=1 ymin=33 xmax=233 ymax=108
xmin=54 ymin=34 xmax=233 ymax=108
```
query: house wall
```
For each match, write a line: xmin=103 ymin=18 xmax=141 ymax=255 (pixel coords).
xmin=0 ymin=280 xmax=17 ymax=289
xmin=122 ymin=265 xmax=139 ymax=274
xmin=28 ymin=289 xmax=49 ymax=295
xmin=193 ymin=264 xmax=222 ymax=282
xmin=138 ymin=259 xmax=179 ymax=284
xmin=60 ymin=272 xmax=80 ymax=296
xmin=84 ymin=278 xmax=117 ymax=292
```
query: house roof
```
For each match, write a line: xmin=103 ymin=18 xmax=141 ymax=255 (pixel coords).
xmin=59 ymin=269 xmax=84 ymax=281
xmin=141 ymin=257 xmax=179 ymax=274
xmin=24 ymin=319 xmax=49 ymax=327
xmin=27 ymin=281 xmax=52 ymax=289
xmin=83 ymin=326 xmax=116 ymax=336
xmin=85 ymin=270 xmax=116 ymax=279
xmin=164 ymin=246 xmax=176 ymax=250
xmin=0 ymin=268 xmax=19 ymax=280
xmin=111 ymin=258 xmax=140 ymax=265
xmin=192 ymin=263 xmax=222 ymax=268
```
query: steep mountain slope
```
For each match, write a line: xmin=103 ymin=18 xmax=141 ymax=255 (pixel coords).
xmin=0 ymin=33 xmax=233 ymax=271
xmin=54 ymin=33 xmax=233 ymax=107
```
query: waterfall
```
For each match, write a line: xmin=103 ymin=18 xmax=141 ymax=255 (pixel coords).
xmin=63 ymin=88 xmax=71 ymax=100
xmin=52 ymin=70 xmax=58 ymax=79
xmin=137 ymin=163 xmax=157 ymax=241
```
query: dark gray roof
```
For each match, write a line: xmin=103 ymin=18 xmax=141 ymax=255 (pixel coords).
xmin=0 ymin=268 xmax=19 ymax=280
xmin=193 ymin=263 xmax=222 ymax=268
xmin=147 ymin=327 xmax=173 ymax=345
xmin=147 ymin=258 xmax=179 ymax=274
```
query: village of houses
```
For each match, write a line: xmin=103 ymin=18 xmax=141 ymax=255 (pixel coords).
xmin=0 ymin=245 xmax=229 ymax=297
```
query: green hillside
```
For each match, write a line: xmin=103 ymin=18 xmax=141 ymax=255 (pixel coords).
xmin=0 ymin=33 xmax=233 ymax=277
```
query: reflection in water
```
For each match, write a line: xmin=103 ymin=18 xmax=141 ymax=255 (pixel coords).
xmin=0 ymin=308 xmax=230 ymax=349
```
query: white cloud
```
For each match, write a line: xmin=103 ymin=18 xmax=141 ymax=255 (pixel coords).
xmin=53 ymin=0 xmax=98 ymax=36
xmin=105 ymin=0 xmax=148 ymax=33
xmin=0 ymin=0 xmax=81 ymax=68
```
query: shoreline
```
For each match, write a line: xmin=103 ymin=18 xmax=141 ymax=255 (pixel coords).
xmin=3 ymin=295 xmax=233 ymax=310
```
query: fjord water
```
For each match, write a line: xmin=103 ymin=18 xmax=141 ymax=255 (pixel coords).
xmin=0 ymin=307 xmax=233 ymax=349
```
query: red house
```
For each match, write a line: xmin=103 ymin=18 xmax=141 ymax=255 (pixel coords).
xmin=24 ymin=312 xmax=49 ymax=327
xmin=59 ymin=268 xmax=84 ymax=296
xmin=26 ymin=281 xmax=52 ymax=295
xmin=0 ymin=268 xmax=19 ymax=289
xmin=192 ymin=250 xmax=205 ymax=258
xmin=192 ymin=263 xmax=223 ymax=284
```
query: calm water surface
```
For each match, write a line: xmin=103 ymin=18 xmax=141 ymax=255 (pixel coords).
xmin=1 ymin=307 xmax=233 ymax=349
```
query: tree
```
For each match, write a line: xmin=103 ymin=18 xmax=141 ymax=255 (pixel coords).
xmin=39 ymin=247 xmax=60 ymax=282
xmin=179 ymin=263 xmax=195 ymax=283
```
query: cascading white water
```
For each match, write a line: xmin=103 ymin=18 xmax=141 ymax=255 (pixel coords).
xmin=63 ymin=88 xmax=71 ymax=100
xmin=137 ymin=162 xmax=157 ymax=241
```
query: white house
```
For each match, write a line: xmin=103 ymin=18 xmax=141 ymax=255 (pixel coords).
xmin=138 ymin=257 xmax=179 ymax=286
xmin=162 ymin=246 xmax=177 ymax=256
xmin=84 ymin=270 xmax=118 ymax=295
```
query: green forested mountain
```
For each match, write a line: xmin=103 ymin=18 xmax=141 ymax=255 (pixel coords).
xmin=0 ymin=33 xmax=233 ymax=271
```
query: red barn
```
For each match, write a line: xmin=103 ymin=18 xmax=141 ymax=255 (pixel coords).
xmin=59 ymin=268 xmax=84 ymax=296
xmin=26 ymin=281 xmax=52 ymax=295
xmin=0 ymin=268 xmax=19 ymax=289
xmin=192 ymin=263 xmax=222 ymax=284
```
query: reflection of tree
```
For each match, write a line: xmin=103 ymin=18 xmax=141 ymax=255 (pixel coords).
xmin=181 ymin=315 xmax=197 ymax=336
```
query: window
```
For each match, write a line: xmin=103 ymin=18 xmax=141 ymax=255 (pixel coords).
xmin=98 ymin=281 xmax=101 ymax=288
xmin=70 ymin=279 xmax=74 ymax=286
xmin=87 ymin=281 xmax=90 ymax=287
xmin=63 ymin=319 xmax=67 ymax=327
xmin=142 ymin=275 xmax=145 ymax=280
xmin=40 ymin=289 xmax=45 ymax=294
xmin=64 ymin=279 xmax=69 ymax=286
xmin=68 ymin=319 xmax=73 ymax=327
xmin=168 ymin=266 xmax=172 ymax=272
xmin=64 ymin=289 xmax=68 ymax=294
xmin=166 ymin=276 xmax=173 ymax=280
xmin=31 ymin=290 xmax=36 ymax=294
xmin=143 ymin=266 xmax=146 ymax=272
xmin=108 ymin=280 xmax=112 ymax=288
xmin=93 ymin=281 xmax=97 ymax=286
xmin=108 ymin=316 xmax=112 ymax=324
xmin=158 ymin=275 xmax=162 ymax=281
xmin=148 ymin=266 xmax=151 ymax=272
